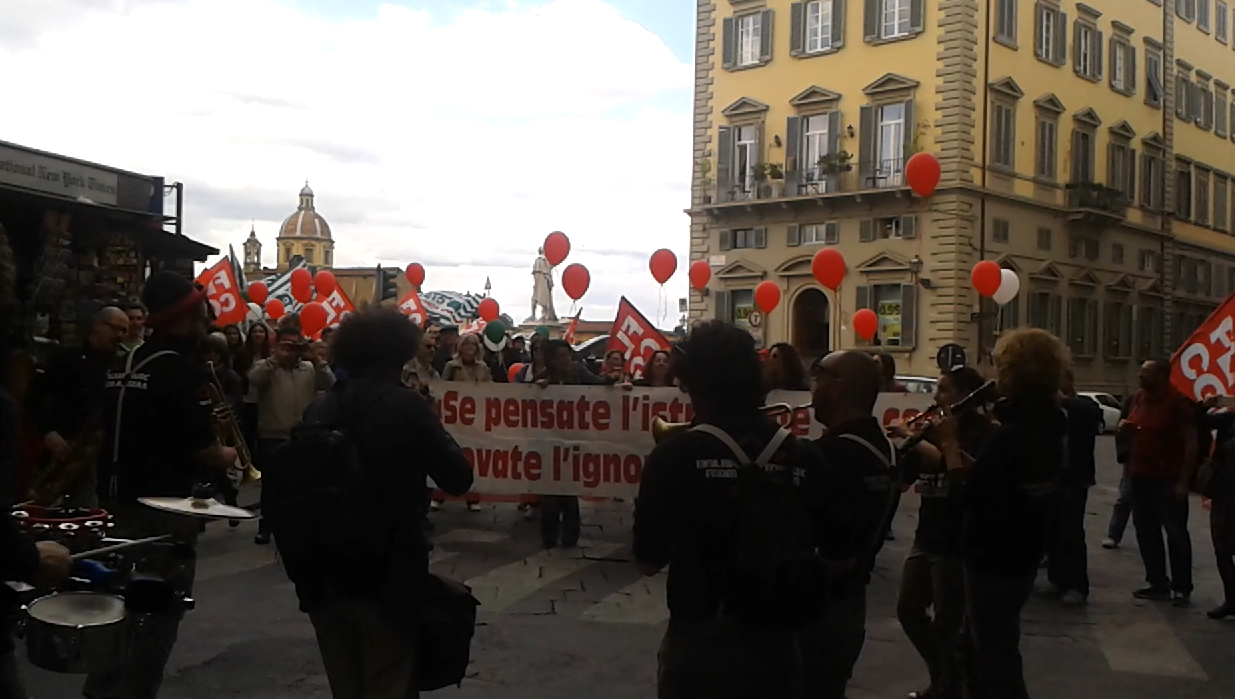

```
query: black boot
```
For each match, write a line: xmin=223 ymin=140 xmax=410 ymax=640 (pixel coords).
xmin=1207 ymin=601 xmax=1235 ymax=619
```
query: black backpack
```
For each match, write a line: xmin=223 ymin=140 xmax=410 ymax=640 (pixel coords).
xmin=260 ymin=392 xmax=373 ymax=579
xmin=692 ymin=425 xmax=821 ymax=630
xmin=261 ymin=388 xmax=481 ymax=692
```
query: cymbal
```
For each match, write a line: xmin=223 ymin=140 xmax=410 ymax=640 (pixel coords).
xmin=137 ymin=497 xmax=256 ymax=520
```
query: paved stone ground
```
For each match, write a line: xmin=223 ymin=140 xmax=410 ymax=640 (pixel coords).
xmin=20 ymin=436 xmax=1235 ymax=698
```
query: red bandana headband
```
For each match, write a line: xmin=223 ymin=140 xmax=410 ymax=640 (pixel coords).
xmin=145 ymin=287 xmax=208 ymax=328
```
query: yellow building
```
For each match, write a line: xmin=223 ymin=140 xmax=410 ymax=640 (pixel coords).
xmin=242 ymin=182 xmax=336 ymax=276
xmin=688 ymin=0 xmax=1235 ymax=393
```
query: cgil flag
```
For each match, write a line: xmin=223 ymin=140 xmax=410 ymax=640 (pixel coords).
xmin=1172 ymin=290 xmax=1235 ymax=401
xmin=607 ymin=297 xmax=671 ymax=380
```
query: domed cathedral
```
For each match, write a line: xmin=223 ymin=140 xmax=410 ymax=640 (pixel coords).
xmin=241 ymin=182 xmax=335 ymax=276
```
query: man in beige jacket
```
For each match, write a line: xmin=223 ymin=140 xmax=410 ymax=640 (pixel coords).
xmin=249 ymin=325 xmax=335 ymax=544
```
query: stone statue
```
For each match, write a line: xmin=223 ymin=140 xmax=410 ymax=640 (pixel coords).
xmin=530 ymin=246 xmax=558 ymax=322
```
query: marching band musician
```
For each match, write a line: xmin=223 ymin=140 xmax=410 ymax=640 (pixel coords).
xmin=86 ymin=272 xmax=237 ymax=699
xmin=27 ymin=306 xmax=129 ymax=508
xmin=933 ymin=328 xmax=1068 ymax=699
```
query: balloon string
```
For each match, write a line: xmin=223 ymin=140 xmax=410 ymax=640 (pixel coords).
xmin=658 ymin=285 xmax=666 ymax=328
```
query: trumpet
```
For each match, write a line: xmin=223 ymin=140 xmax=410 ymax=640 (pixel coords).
xmin=206 ymin=363 xmax=260 ymax=486
xmin=650 ymin=402 xmax=814 ymax=444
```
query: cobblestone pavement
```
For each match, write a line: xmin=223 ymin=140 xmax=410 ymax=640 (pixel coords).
xmin=20 ymin=436 xmax=1235 ymax=698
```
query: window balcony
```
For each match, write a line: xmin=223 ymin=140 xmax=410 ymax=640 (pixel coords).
xmin=1065 ymin=182 xmax=1129 ymax=224
xmin=706 ymin=158 xmax=910 ymax=217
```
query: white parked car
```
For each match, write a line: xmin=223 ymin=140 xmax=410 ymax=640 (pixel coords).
xmin=1078 ymin=392 xmax=1122 ymax=433
xmin=896 ymin=375 xmax=939 ymax=395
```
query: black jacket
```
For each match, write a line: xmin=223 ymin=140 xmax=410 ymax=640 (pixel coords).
xmin=0 ymin=387 xmax=38 ymax=589
xmin=28 ymin=343 xmax=112 ymax=440
xmin=1061 ymin=395 xmax=1102 ymax=487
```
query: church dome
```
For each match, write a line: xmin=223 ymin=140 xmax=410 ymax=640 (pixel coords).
xmin=278 ymin=181 xmax=332 ymax=240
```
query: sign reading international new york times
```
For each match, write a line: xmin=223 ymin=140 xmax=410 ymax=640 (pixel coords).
xmin=425 ymin=383 xmax=933 ymax=499
xmin=0 ymin=142 xmax=120 ymax=206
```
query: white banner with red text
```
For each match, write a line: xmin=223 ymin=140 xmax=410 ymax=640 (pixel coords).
xmin=426 ymin=383 xmax=933 ymax=499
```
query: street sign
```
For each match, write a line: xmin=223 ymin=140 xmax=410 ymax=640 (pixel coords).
xmin=936 ymin=343 xmax=967 ymax=371
xmin=747 ymin=310 xmax=764 ymax=328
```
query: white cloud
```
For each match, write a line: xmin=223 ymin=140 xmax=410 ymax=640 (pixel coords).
xmin=1 ymin=0 xmax=694 ymax=326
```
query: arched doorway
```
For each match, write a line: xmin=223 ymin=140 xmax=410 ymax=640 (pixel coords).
xmin=792 ymin=288 xmax=831 ymax=359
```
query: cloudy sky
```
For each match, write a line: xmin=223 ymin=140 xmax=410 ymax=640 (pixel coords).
xmin=2 ymin=0 xmax=694 ymax=326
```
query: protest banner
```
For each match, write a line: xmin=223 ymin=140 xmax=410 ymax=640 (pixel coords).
xmin=426 ymin=383 xmax=933 ymax=499
xmin=607 ymin=297 xmax=671 ymax=379
xmin=196 ymin=259 xmax=248 ymax=326
xmin=1172 ymin=292 xmax=1235 ymax=400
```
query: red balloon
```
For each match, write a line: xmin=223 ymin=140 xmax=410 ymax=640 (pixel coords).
xmin=314 ymin=271 xmax=337 ymax=297
xmin=970 ymin=260 xmax=1003 ymax=297
xmin=543 ymin=231 xmax=571 ymax=267
xmin=754 ymin=280 xmax=781 ymax=314
xmin=300 ymin=302 xmax=329 ymax=336
xmin=905 ymin=152 xmax=941 ymax=197
xmin=507 ymin=362 xmax=525 ymax=383
xmin=247 ymin=282 xmax=269 ymax=306
xmin=265 ymin=298 xmax=286 ymax=320
xmin=853 ymin=308 xmax=879 ymax=341
xmin=561 ymin=263 xmax=590 ymax=300
xmin=688 ymin=260 xmax=711 ymax=291
xmin=811 ymin=249 xmax=847 ymax=291
xmin=477 ymin=297 xmax=500 ymax=322
xmin=649 ymin=249 xmax=677 ymax=285
xmin=405 ymin=263 xmax=425 ymax=288
xmin=290 ymin=268 xmax=313 ymax=303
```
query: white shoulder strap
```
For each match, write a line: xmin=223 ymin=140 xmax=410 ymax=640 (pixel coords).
xmin=690 ymin=424 xmax=792 ymax=467
xmin=110 ymin=350 xmax=179 ymax=463
xmin=838 ymin=433 xmax=895 ymax=469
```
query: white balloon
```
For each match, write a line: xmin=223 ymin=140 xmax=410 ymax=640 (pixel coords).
xmin=991 ymin=269 xmax=1021 ymax=306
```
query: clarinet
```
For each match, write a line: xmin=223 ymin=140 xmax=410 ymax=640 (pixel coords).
xmin=895 ymin=380 xmax=998 ymax=459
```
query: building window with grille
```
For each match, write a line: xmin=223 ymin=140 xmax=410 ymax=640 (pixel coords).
xmin=1104 ymin=301 xmax=1134 ymax=359
xmin=992 ymin=218 xmax=1010 ymax=243
xmin=1146 ymin=49 xmax=1164 ymax=108
xmin=799 ymin=222 xmax=840 ymax=245
xmin=1074 ymin=22 xmax=1101 ymax=80
xmin=1141 ymin=149 xmax=1166 ymax=211
xmin=1034 ymin=115 xmax=1058 ymax=180
xmin=990 ymin=101 xmax=1016 ymax=169
xmin=721 ymin=227 xmax=766 ymax=250
xmin=1176 ymin=161 xmax=1193 ymax=221
xmin=1037 ymin=227 xmax=1052 ymax=250
xmin=1110 ymin=38 xmax=1135 ymax=95
xmin=1028 ymin=291 xmax=1063 ymax=336
xmin=1216 ymin=175 xmax=1230 ymax=231
xmin=995 ymin=0 xmax=1017 ymax=43
xmin=1067 ymin=297 xmax=1099 ymax=357
xmin=1035 ymin=3 xmax=1066 ymax=65
xmin=737 ymin=13 xmax=763 ymax=66
xmin=805 ymin=0 xmax=834 ymax=53
xmin=1197 ymin=168 xmax=1212 ymax=224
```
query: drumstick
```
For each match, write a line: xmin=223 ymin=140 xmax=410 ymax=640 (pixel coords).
xmin=69 ymin=535 xmax=172 ymax=561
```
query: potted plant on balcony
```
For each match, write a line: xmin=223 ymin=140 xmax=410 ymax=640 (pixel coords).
xmin=818 ymin=150 xmax=853 ymax=176
xmin=766 ymin=163 xmax=785 ymax=198
xmin=752 ymin=162 xmax=771 ymax=198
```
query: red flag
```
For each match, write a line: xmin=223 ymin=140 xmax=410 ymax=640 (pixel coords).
xmin=607 ymin=297 xmax=671 ymax=379
xmin=563 ymin=309 xmax=582 ymax=345
xmin=313 ymin=285 xmax=356 ymax=335
xmin=396 ymin=288 xmax=428 ymax=328
xmin=196 ymin=259 xmax=248 ymax=327
xmin=1172 ymin=293 xmax=1235 ymax=401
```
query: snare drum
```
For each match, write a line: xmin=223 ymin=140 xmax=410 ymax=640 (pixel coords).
xmin=24 ymin=592 xmax=129 ymax=673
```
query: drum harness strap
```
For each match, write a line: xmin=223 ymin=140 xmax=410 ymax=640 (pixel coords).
xmin=107 ymin=350 xmax=177 ymax=501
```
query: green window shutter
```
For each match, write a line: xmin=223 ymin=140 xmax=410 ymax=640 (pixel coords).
xmin=902 ymin=99 xmax=915 ymax=166
xmin=785 ymin=116 xmax=802 ymax=192
xmin=790 ymin=2 xmax=805 ymax=56
xmin=856 ymin=284 xmax=871 ymax=310
xmin=717 ymin=126 xmax=734 ymax=202
xmin=901 ymin=216 xmax=917 ymax=239
xmin=722 ymin=17 xmax=737 ymax=69
xmin=832 ymin=0 xmax=847 ymax=47
xmin=858 ymin=104 xmax=875 ymax=181
xmin=859 ymin=219 xmax=875 ymax=242
xmin=900 ymin=283 xmax=917 ymax=347
xmin=754 ymin=227 xmax=768 ymax=248
xmin=759 ymin=10 xmax=774 ymax=62
xmin=1053 ymin=11 xmax=1068 ymax=64
xmin=787 ymin=224 xmax=802 ymax=247
xmin=719 ymin=230 xmax=733 ymax=251
xmin=863 ymin=0 xmax=878 ymax=42
xmin=909 ymin=0 xmax=924 ymax=33
xmin=714 ymin=290 xmax=731 ymax=321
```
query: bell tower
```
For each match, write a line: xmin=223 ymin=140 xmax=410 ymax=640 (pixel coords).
xmin=243 ymin=224 xmax=262 ymax=277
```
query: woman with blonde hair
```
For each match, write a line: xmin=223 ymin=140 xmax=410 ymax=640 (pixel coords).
xmin=933 ymin=328 xmax=1069 ymax=699
xmin=432 ymin=332 xmax=488 ymax=512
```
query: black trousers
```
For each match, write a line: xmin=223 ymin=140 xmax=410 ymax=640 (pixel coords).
xmin=1210 ymin=494 xmax=1235 ymax=602
xmin=1129 ymin=475 xmax=1192 ymax=594
xmin=539 ymin=496 xmax=580 ymax=546
xmin=1045 ymin=485 xmax=1090 ymax=596
xmin=963 ymin=567 xmax=1034 ymax=699
xmin=256 ymin=438 xmax=287 ymax=537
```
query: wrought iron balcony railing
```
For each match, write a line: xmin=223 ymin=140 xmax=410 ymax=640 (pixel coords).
xmin=713 ymin=158 xmax=909 ymax=204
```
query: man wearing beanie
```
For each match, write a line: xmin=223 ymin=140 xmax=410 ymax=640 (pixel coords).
xmin=86 ymin=271 xmax=237 ymax=699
